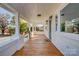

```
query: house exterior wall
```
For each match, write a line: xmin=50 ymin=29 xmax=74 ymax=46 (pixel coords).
xmin=50 ymin=3 xmax=79 ymax=55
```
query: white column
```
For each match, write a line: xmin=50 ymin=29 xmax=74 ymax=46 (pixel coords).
xmin=35 ymin=26 xmax=36 ymax=31
xmin=15 ymin=13 xmax=20 ymax=38
xmin=32 ymin=24 xmax=35 ymax=32
xmin=32 ymin=26 xmax=34 ymax=32
xmin=15 ymin=13 xmax=25 ymax=50
xmin=57 ymin=11 xmax=61 ymax=32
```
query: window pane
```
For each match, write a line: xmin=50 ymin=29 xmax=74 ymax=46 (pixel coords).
xmin=0 ymin=7 xmax=15 ymax=39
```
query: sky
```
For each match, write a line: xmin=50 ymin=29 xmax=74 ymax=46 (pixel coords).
xmin=0 ymin=7 xmax=15 ymax=22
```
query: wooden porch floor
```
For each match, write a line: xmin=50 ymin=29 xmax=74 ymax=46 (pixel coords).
xmin=13 ymin=34 xmax=63 ymax=56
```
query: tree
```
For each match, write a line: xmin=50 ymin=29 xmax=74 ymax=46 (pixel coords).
xmin=8 ymin=24 xmax=15 ymax=35
xmin=0 ymin=14 xmax=9 ymax=35
xmin=20 ymin=19 xmax=29 ymax=35
xmin=61 ymin=22 xmax=65 ymax=32
xmin=11 ymin=16 xmax=15 ymax=25
xmin=8 ymin=16 xmax=15 ymax=35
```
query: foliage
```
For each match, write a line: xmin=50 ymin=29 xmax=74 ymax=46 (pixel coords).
xmin=8 ymin=24 xmax=15 ymax=35
xmin=8 ymin=16 xmax=15 ymax=35
xmin=72 ymin=19 xmax=79 ymax=33
xmin=20 ymin=19 xmax=29 ymax=34
xmin=0 ymin=14 xmax=9 ymax=35
xmin=61 ymin=22 xmax=65 ymax=32
xmin=0 ymin=13 xmax=15 ymax=35
xmin=73 ymin=19 xmax=79 ymax=27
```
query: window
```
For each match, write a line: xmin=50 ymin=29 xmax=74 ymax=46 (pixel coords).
xmin=60 ymin=4 xmax=79 ymax=34
xmin=60 ymin=18 xmax=79 ymax=34
xmin=0 ymin=7 xmax=15 ymax=39
xmin=36 ymin=24 xmax=44 ymax=31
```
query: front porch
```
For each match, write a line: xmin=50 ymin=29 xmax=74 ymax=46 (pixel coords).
xmin=13 ymin=33 xmax=63 ymax=56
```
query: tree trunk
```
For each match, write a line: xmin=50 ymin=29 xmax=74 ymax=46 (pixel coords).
xmin=78 ymin=27 xmax=79 ymax=34
xmin=2 ymin=29 xmax=4 ymax=35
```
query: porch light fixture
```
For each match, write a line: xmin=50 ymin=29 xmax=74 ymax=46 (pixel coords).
xmin=37 ymin=14 xmax=41 ymax=17
xmin=61 ymin=13 xmax=64 ymax=16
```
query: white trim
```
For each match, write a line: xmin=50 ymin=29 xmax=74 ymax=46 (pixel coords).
xmin=1 ymin=3 xmax=17 ymax=13
xmin=0 ymin=35 xmax=18 ymax=47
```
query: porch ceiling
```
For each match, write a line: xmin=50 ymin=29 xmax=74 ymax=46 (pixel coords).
xmin=7 ymin=3 xmax=61 ymax=25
